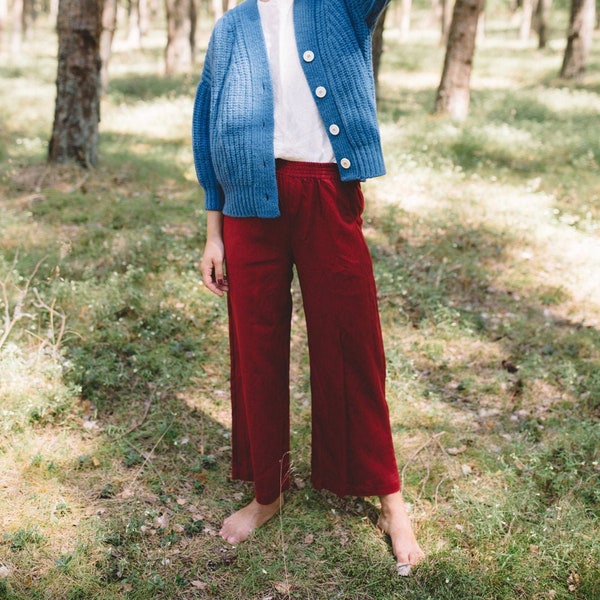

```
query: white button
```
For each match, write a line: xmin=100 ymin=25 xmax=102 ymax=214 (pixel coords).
xmin=303 ymin=50 xmax=314 ymax=63
xmin=340 ymin=158 xmax=351 ymax=169
xmin=315 ymin=86 xmax=327 ymax=98
xmin=329 ymin=124 xmax=340 ymax=135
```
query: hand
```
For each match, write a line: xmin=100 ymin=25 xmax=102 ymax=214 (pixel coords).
xmin=201 ymin=211 xmax=229 ymax=297
xmin=201 ymin=238 xmax=229 ymax=296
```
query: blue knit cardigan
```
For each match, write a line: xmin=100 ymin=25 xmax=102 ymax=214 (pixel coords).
xmin=192 ymin=0 xmax=390 ymax=218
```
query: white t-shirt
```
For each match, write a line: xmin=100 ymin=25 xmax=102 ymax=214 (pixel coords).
xmin=258 ymin=0 xmax=335 ymax=163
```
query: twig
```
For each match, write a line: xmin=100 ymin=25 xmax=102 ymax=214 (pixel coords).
xmin=400 ymin=431 xmax=446 ymax=491
xmin=278 ymin=452 xmax=291 ymax=598
xmin=121 ymin=418 xmax=173 ymax=495
xmin=32 ymin=288 xmax=67 ymax=355
xmin=118 ymin=395 xmax=156 ymax=439
xmin=0 ymin=256 xmax=46 ymax=349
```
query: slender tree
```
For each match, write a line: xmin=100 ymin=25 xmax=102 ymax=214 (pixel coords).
xmin=22 ymin=0 xmax=34 ymax=40
xmin=433 ymin=0 xmax=485 ymax=121
xmin=534 ymin=0 xmax=552 ymax=48
xmin=0 ymin=0 xmax=8 ymax=44
xmin=100 ymin=0 xmax=118 ymax=91
xmin=48 ymin=0 xmax=103 ymax=167
xmin=165 ymin=0 xmax=195 ymax=74
xmin=560 ymin=0 xmax=595 ymax=78
xmin=519 ymin=0 xmax=534 ymax=42
xmin=399 ymin=0 xmax=412 ymax=40
xmin=211 ymin=0 xmax=236 ymax=20
xmin=128 ymin=0 xmax=142 ymax=47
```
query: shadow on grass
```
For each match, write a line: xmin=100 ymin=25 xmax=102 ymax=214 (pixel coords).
xmin=106 ymin=73 xmax=198 ymax=103
xmin=369 ymin=204 xmax=600 ymax=512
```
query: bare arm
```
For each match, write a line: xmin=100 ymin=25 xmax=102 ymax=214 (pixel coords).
xmin=201 ymin=210 xmax=229 ymax=297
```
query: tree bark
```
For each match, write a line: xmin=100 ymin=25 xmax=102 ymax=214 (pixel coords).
xmin=534 ymin=0 xmax=551 ymax=48
xmin=139 ymin=0 xmax=150 ymax=37
xmin=48 ymin=0 xmax=103 ymax=167
xmin=165 ymin=0 xmax=194 ymax=75
xmin=519 ymin=0 xmax=534 ymax=42
xmin=433 ymin=0 xmax=485 ymax=121
xmin=100 ymin=0 xmax=118 ymax=91
xmin=22 ymin=0 xmax=35 ymax=40
xmin=560 ymin=0 xmax=595 ymax=79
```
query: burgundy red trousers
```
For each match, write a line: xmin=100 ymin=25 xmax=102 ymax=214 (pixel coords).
xmin=223 ymin=160 xmax=400 ymax=504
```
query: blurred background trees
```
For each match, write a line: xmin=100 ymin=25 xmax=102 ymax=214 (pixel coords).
xmin=0 ymin=0 xmax=597 ymax=166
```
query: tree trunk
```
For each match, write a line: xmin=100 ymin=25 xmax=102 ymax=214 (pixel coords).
xmin=519 ymin=0 xmax=534 ymax=42
xmin=0 ymin=0 xmax=8 ymax=45
xmin=399 ymin=0 xmax=412 ymax=41
xmin=100 ymin=0 xmax=118 ymax=91
xmin=48 ymin=0 xmax=103 ymax=167
xmin=560 ymin=0 xmax=595 ymax=79
xmin=49 ymin=0 xmax=59 ymax=23
xmin=128 ymin=0 xmax=142 ymax=47
xmin=139 ymin=0 xmax=150 ymax=37
xmin=211 ymin=0 xmax=222 ymax=20
xmin=433 ymin=0 xmax=485 ymax=121
xmin=372 ymin=7 xmax=388 ymax=96
xmin=165 ymin=0 xmax=194 ymax=75
xmin=534 ymin=0 xmax=551 ymax=48
xmin=11 ymin=0 xmax=24 ymax=53
xmin=22 ymin=0 xmax=35 ymax=40
xmin=440 ymin=0 xmax=454 ymax=44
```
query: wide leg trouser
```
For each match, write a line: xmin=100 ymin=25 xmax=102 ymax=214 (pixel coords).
xmin=223 ymin=160 xmax=400 ymax=505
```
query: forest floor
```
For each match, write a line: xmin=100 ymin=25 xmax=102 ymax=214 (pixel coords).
xmin=0 ymin=12 xmax=599 ymax=600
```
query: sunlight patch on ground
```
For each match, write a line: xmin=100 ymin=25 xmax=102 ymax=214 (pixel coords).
xmin=102 ymin=97 xmax=192 ymax=141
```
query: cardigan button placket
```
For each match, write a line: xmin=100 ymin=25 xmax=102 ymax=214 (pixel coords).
xmin=315 ymin=86 xmax=327 ymax=98
xmin=340 ymin=158 xmax=351 ymax=169
xmin=329 ymin=124 xmax=340 ymax=135
xmin=303 ymin=50 xmax=315 ymax=62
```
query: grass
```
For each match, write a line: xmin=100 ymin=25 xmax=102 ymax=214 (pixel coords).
xmin=1 ymin=9 xmax=599 ymax=600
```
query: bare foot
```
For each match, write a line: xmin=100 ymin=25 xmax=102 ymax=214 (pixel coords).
xmin=378 ymin=492 xmax=425 ymax=575
xmin=220 ymin=494 xmax=283 ymax=545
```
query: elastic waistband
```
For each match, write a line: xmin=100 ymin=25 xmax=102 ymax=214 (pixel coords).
xmin=276 ymin=159 xmax=340 ymax=178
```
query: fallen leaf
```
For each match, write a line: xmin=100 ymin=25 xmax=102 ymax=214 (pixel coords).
xmin=567 ymin=571 xmax=580 ymax=591
xmin=447 ymin=445 xmax=467 ymax=455
xmin=191 ymin=472 xmax=209 ymax=483
xmin=274 ymin=581 xmax=292 ymax=595
xmin=154 ymin=513 xmax=169 ymax=530
xmin=304 ymin=533 xmax=315 ymax=545
xmin=190 ymin=580 xmax=207 ymax=590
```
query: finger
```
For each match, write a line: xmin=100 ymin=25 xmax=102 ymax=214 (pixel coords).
xmin=201 ymin=261 xmax=224 ymax=297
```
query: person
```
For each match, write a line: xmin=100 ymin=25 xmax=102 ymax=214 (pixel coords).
xmin=192 ymin=0 xmax=425 ymax=575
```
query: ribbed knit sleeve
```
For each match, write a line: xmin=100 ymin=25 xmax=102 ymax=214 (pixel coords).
xmin=192 ymin=33 xmax=224 ymax=212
